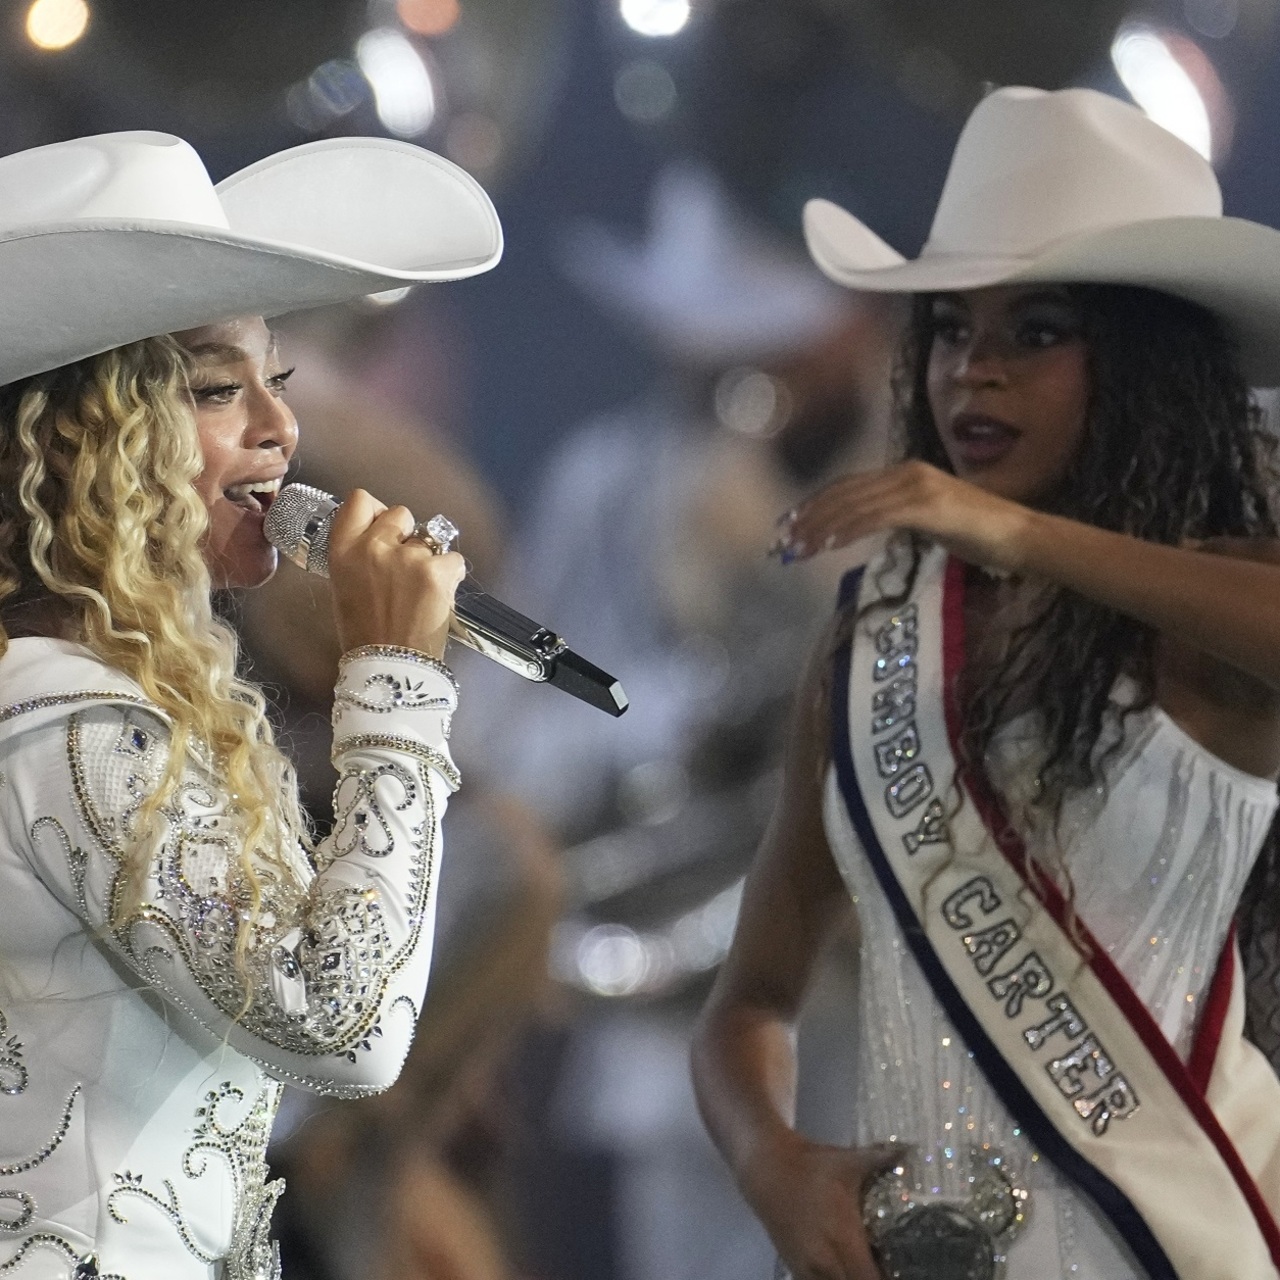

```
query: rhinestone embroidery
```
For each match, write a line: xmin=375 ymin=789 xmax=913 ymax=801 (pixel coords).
xmin=0 ymin=1191 xmax=33 ymax=1233
xmin=107 ymin=1080 xmax=283 ymax=1280
xmin=331 ymin=732 xmax=461 ymax=794
xmin=339 ymin=645 xmax=459 ymax=696
xmin=334 ymin=672 xmax=454 ymax=716
xmin=0 ymin=1086 xmax=80 ymax=1175
xmin=3 ymin=658 xmax=449 ymax=1274
xmin=0 ymin=1235 xmax=124 ymax=1278
xmin=0 ymin=1007 xmax=26 ymax=1097
xmin=0 ymin=691 xmax=150 ymax=725
xmin=64 ymin=699 xmax=442 ymax=1060
xmin=331 ymin=758 xmax=419 ymax=859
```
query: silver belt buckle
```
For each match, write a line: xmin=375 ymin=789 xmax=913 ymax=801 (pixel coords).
xmin=861 ymin=1145 xmax=1030 ymax=1280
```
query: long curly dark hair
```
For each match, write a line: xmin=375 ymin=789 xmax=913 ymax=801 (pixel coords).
xmin=852 ymin=283 xmax=1280 ymax=1057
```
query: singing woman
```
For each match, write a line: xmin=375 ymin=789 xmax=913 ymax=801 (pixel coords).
xmin=0 ymin=128 xmax=500 ymax=1279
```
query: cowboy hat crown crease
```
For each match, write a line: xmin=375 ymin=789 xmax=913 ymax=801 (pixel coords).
xmin=0 ymin=132 xmax=231 ymax=230
xmin=924 ymin=88 xmax=1221 ymax=260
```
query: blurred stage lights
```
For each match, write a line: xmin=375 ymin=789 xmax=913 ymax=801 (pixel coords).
xmin=1184 ymin=0 xmax=1238 ymax=40
xmin=397 ymin=0 xmax=460 ymax=38
xmin=1111 ymin=25 xmax=1213 ymax=160
xmin=356 ymin=27 xmax=436 ymax=137
xmin=26 ymin=0 xmax=90 ymax=50
xmin=715 ymin=367 xmax=792 ymax=437
xmin=286 ymin=58 xmax=369 ymax=131
xmin=614 ymin=60 xmax=677 ymax=123
xmin=445 ymin=112 xmax=504 ymax=176
xmin=553 ymin=880 xmax=744 ymax=999
xmin=620 ymin=0 xmax=691 ymax=38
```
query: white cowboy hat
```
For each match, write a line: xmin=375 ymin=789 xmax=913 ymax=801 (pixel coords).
xmin=0 ymin=130 xmax=503 ymax=386
xmin=804 ymin=86 xmax=1280 ymax=385
xmin=563 ymin=164 xmax=848 ymax=365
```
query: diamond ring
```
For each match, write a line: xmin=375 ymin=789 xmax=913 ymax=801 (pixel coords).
xmin=412 ymin=513 xmax=459 ymax=554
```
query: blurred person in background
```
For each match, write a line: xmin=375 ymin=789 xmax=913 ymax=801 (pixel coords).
xmin=455 ymin=165 xmax=897 ymax=1280
xmin=0 ymin=128 xmax=501 ymax=1280
xmin=695 ymin=86 xmax=1280 ymax=1279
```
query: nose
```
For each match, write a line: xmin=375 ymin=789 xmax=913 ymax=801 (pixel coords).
xmin=951 ymin=327 xmax=1009 ymax=388
xmin=245 ymin=382 xmax=299 ymax=456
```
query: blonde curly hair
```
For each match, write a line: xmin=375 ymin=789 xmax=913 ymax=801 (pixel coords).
xmin=0 ymin=333 xmax=311 ymax=979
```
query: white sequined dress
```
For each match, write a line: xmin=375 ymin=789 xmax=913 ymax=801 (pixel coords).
xmin=0 ymin=637 xmax=461 ymax=1280
xmin=824 ymin=692 xmax=1279 ymax=1276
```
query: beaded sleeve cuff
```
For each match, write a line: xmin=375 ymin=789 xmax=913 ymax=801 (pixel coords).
xmin=338 ymin=645 xmax=459 ymax=696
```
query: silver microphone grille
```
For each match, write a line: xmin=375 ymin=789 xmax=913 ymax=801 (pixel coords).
xmin=263 ymin=483 xmax=339 ymax=578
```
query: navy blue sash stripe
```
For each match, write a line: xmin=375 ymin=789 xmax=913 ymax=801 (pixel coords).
xmin=830 ymin=567 xmax=1179 ymax=1280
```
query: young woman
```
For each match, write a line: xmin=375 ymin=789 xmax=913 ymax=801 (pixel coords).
xmin=692 ymin=88 xmax=1280 ymax=1279
xmin=0 ymin=130 xmax=500 ymax=1279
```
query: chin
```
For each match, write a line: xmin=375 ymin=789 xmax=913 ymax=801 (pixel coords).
xmin=208 ymin=550 xmax=279 ymax=591
xmin=960 ymin=463 xmax=1053 ymax=506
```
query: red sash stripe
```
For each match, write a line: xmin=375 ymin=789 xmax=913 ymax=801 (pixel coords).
xmin=1188 ymin=930 xmax=1237 ymax=1095
xmin=832 ymin=564 xmax=1179 ymax=1280
xmin=939 ymin=556 xmax=1280 ymax=1267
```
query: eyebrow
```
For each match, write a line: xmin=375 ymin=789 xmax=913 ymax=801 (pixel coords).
xmin=184 ymin=333 xmax=281 ymax=365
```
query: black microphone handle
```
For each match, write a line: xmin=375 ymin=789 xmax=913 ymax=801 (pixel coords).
xmin=262 ymin=484 xmax=628 ymax=717
xmin=451 ymin=580 xmax=629 ymax=718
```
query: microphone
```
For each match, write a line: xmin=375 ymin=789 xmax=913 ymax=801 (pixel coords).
xmin=264 ymin=484 xmax=628 ymax=717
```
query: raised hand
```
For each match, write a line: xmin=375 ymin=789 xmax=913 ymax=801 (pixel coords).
xmin=772 ymin=461 xmax=1033 ymax=574
xmin=326 ymin=488 xmax=466 ymax=659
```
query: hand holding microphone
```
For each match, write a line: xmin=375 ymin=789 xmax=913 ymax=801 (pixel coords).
xmin=324 ymin=489 xmax=465 ymax=661
xmin=265 ymin=483 xmax=628 ymax=716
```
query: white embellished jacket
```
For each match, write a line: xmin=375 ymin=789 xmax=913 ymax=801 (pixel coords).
xmin=0 ymin=637 xmax=461 ymax=1280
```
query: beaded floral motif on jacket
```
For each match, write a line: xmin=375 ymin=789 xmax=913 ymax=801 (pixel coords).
xmin=108 ymin=1078 xmax=284 ymax=1280
xmin=64 ymin=707 xmax=438 ymax=1062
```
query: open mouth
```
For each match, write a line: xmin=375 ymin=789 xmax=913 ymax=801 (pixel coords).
xmin=224 ymin=478 xmax=283 ymax=515
xmin=950 ymin=414 xmax=1021 ymax=464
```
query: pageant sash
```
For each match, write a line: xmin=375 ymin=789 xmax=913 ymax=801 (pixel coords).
xmin=830 ymin=546 xmax=1280 ymax=1280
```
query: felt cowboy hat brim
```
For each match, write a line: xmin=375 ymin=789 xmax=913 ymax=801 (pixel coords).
xmin=803 ymin=86 xmax=1280 ymax=386
xmin=806 ymin=201 xmax=1280 ymax=386
xmin=0 ymin=131 xmax=503 ymax=386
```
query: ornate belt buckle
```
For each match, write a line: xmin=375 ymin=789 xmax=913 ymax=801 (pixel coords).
xmin=861 ymin=1144 xmax=1030 ymax=1280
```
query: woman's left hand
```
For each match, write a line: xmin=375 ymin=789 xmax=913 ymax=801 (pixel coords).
xmin=773 ymin=460 xmax=1033 ymax=572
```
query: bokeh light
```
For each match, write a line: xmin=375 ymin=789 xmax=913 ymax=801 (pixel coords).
xmin=619 ymin=0 xmax=691 ymax=39
xmin=714 ymin=367 xmax=791 ymax=436
xmin=397 ymin=0 xmax=461 ymax=38
xmin=285 ymin=58 xmax=369 ymax=132
xmin=1184 ymin=0 xmax=1238 ymax=40
xmin=445 ymin=112 xmax=504 ymax=176
xmin=356 ymin=27 xmax=436 ymax=137
xmin=26 ymin=0 xmax=90 ymax=51
xmin=614 ymin=59 xmax=678 ymax=123
xmin=1112 ymin=25 xmax=1213 ymax=160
